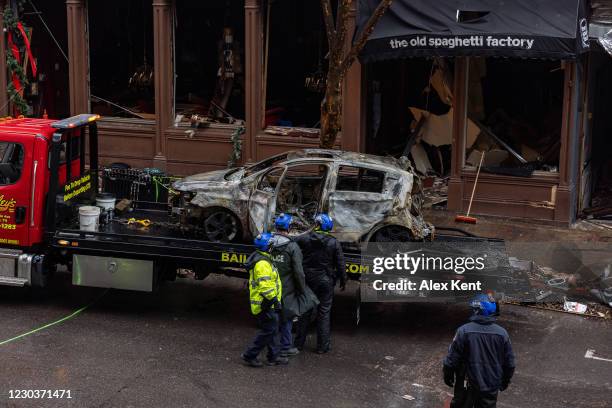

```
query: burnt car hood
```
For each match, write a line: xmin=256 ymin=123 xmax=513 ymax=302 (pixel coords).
xmin=172 ymin=168 xmax=242 ymax=192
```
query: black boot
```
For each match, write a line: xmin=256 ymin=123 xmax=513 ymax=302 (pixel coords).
xmin=280 ymin=347 xmax=300 ymax=357
xmin=241 ymin=354 xmax=263 ymax=368
xmin=265 ymin=357 xmax=289 ymax=366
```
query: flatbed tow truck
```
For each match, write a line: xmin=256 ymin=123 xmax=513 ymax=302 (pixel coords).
xmin=0 ymin=114 xmax=526 ymax=305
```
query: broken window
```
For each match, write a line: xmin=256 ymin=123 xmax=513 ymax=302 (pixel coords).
xmin=465 ymin=58 xmax=563 ymax=175
xmin=365 ymin=58 xmax=453 ymax=159
xmin=264 ymin=0 xmax=327 ymax=129
xmin=257 ymin=167 xmax=284 ymax=194
xmin=336 ymin=166 xmax=385 ymax=194
xmin=365 ymin=58 xmax=454 ymax=210
xmin=174 ymin=1 xmax=245 ymax=125
xmin=0 ymin=143 xmax=24 ymax=185
xmin=276 ymin=163 xmax=328 ymax=221
xmin=88 ymin=0 xmax=155 ymax=119
xmin=245 ymin=153 xmax=288 ymax=177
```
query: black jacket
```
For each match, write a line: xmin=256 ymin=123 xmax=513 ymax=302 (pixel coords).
xmin=271 ymin=235 xmax=306 ymax=296
xmin=443 ymin=315 xmax=516 ymax=393
xmin=294 ymin=230 xmax=346 ymax=286
xmin=271 ymin=235 xmax=319 ymax=319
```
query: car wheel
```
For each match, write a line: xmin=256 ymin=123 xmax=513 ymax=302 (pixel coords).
xmin=203 ymin=210 xmax=240 ymax=242
xmin=370 ymin=226 xmax=415 ymax=253
xmin=372 ymin=225 xmax=414 ymax=242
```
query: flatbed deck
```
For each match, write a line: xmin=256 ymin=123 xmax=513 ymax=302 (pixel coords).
xmin=50 ymin=206 xmax=509 ymax=277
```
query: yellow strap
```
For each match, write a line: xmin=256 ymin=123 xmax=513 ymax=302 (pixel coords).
xmin=127 ymin=218 xmax=151 ymax=227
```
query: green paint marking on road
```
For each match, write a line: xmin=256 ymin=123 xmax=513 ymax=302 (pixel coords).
xmin=0 ymin=289 xmax=108 ymax=347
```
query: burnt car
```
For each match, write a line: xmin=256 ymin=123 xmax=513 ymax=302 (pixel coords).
xmin=171 ymin=149 xmax=433 ymax=244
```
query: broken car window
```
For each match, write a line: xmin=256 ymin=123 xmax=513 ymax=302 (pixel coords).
xmin=257 ymin=167 xmax=284 ymax=193
xmin=276 ymin=163 xmax=328 ymax=224
xmin=245 ymin=153 xmax=288 ymax=177
xmin=336 ymin=166 xmax=385 ymax=194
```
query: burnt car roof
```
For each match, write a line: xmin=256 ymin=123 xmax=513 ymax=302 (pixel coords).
xmin=284 ymin=149 xmax=406 ymax=169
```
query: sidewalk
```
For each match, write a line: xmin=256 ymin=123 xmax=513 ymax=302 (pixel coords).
xmin=425 ymin=208 xmax=612 ymax=243
xmin=425 ymin=209 xmax=612 ymax=318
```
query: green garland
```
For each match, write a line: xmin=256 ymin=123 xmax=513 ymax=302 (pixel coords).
xmin=228 ymin=126 xmax=245 ymax=168
xmin=3 ymin=1 xmax=30 ymax=115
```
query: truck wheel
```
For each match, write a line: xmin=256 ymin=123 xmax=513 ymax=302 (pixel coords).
xmin=203 ymin=210 xmax=240 ymax=242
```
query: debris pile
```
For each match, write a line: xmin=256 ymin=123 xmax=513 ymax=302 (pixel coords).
xmin=422 ymin=176 xmax=448 ymax=208
xmin=508 ymin=257 xmax=612 ymax=319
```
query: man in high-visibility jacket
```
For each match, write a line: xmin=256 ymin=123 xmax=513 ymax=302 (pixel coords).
xmin=241 ymin=232 xmax=288 ymax=367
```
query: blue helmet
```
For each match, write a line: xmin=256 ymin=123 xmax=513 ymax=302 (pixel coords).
xmin=254 ymin=232 xmax=273 ymax=252
xmin=470 ymin=293 xmax=498 ymax=316
xmin=315 ymin=213 xmax=333 ymax=232
xmin=275 ymin=213 xmax=292 ymax=231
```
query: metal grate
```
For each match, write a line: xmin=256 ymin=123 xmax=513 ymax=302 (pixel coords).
xmin=101 ymin=167 xmax=176 ymax=206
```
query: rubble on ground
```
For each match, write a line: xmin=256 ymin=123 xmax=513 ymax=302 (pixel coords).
xmin=422 ymin=177 xmax=448 ymax=208
xmin=508 ymin=257 xmax=612 ymax=319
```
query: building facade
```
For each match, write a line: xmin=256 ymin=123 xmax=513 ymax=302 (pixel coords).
xmin=0 ymin=0 xmax=608 ymax=226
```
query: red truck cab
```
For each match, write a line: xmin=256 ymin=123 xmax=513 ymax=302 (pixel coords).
xmin=0 ymin=114 xmax=99 ymax=286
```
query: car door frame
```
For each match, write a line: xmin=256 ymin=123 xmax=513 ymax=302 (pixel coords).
xmin=326 ymin=162 xmax=395 ymax=242
xmin=248 ymin=165 xmax=287 ymax=235
xmin=248 ymin=160 xmax=333 ymax=235
xmin=276 ymin=160 xmax=332 ymax=229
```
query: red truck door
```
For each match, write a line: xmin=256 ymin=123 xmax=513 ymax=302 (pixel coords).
xmin=0 ymin=135 xmax=34 ymax=247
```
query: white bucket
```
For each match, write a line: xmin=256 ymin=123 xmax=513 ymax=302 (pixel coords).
xmin=96 ymin=194 xmax=116 ymax=212
xmin=79 ymin=206 xmax=101 ymax=232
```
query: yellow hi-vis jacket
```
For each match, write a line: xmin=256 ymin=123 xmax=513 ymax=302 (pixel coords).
xmin=246 ymin=251 xmax=282 ymax=315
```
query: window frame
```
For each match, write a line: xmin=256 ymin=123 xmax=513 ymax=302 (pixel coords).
xmin=86 ymin=0 xmax=156 ymax=121
xmin=0 ymin=142 xmax=25 ymax=186
xmin=334 ymin=164 xmax=387 ymax=194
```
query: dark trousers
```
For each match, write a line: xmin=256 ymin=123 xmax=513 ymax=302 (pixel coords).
xmin=295 ymin=276 xmax=334 ymax=350
xmin=456 ymin=386 xmax=498 ymax=408
xmin=243 ymin=309 xmax=280 ymax=362
xmin=450 ymin=367 xmax=467 ymax=408
xmin=279 ymin=319 xmax=293 ymax=351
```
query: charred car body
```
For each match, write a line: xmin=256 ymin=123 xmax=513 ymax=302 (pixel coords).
xmin=171 ymin=149 xmax=433 ymax=244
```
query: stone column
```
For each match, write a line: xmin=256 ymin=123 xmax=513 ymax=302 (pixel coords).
xmin=447 ymin=57 xmax=469 ymax=212
xmin=244 ymin=0 xmax=263 ymax=163
xmin=152 ymin=0 xmax=173 ymax=169
xmin=66 ymin=0 xmax=89 ymax=115
xmin=341 ymin=3 xmax=364 ymax=153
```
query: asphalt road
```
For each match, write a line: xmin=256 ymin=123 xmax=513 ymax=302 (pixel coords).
xmin=0 ymin=273 xmax=611 ymax=408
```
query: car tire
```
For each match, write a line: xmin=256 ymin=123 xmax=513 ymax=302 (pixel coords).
xmin=371 ymin=225 xmax=414 ymax=242
xmin=202 ymin=209 xmax=241 ymax=242
xmin=369 ymin=225 xmax=415 ymax=253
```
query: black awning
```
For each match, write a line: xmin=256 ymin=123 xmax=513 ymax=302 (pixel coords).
xmin=357 ymin=0 xmax=590 ymax=61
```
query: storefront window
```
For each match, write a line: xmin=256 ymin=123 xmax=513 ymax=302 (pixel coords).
xmin=173 ymin=1 xmax=245 ymax=126
xmin=365 ymin=57 xmax=455 ymax=210
xmin=365 ymin=58 xmax=454 ymax=172
xmin=21 ymin=0 xmax=70 ymax=119
xmin=264 ymin=0 xmax=327 ymax=129
xmin=465 ymin=58 xmax=563 ymax=174
xmin=88 ymin=0 xmax=155 ymax=119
